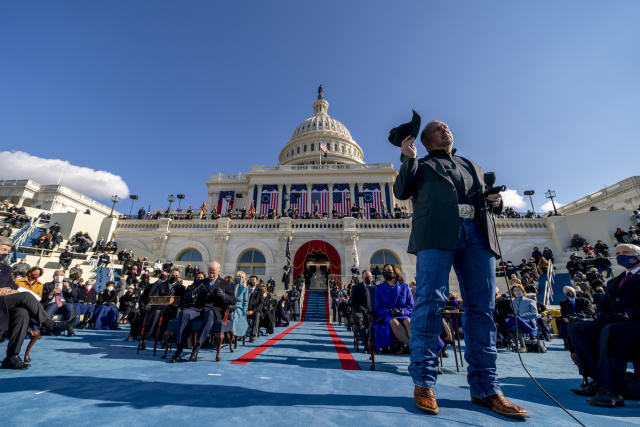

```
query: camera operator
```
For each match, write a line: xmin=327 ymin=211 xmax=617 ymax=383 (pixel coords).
xmin=393 ymin=120 xmax=529 ymax=418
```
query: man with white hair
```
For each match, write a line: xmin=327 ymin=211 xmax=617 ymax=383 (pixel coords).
xmin=569 ymin=243 xmax=640 ymax=407
xmin=557 ymin=285 xmax=594 ymax=350
xmin=170 ymin=261 xmax=236 ymax=362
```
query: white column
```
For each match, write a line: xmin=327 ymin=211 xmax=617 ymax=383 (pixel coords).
xmin=307 ymin=184 xmax=312 ymax=214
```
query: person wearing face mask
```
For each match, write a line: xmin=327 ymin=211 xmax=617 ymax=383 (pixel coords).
xmin=287 ymin=284 xmax=300 ymax=322
xmin=246 ymin=276 xmax=264 ymax=342
xmin=93 ymin=281 xmax=120 ymax=330
xmin=75 ymin=279 xmax=98 ymax=329
xmin=557 ymin=286 xmax=595 ymax=350
xmin=0 ymin=237 xmax=74 ymax=369
xmin=373 ymin=264 xmax=414 ymax=353
xmin=350 ymin=270 xmax=373 ymax=339
xmin=232 ymin=271 xmax=249 ymax=346
xmin=15 ymin=267 xmax=45 ymax=299
xmin=503 ymin=284 xmax=538 ymax=353
xmin=260 ymin=285 xmax=275 ymax=335
xmin=41 ymin=270 xmax=77 ymax=336
xmin=568 ymin=243 xmax=640 ymax=407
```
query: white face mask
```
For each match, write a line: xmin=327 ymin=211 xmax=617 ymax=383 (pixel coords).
xmin=107 ymin=286 xmax=114 ymax=291
xmin=54 ymin=276 xmax=64 ymax=283
xmin=86 ymin=285 xmax=93 ymax=290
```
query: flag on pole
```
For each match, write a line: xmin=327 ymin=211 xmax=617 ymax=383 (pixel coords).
xmin=320 ymin=141 xmax=329 ymax=157
xmin=352 ymin=238 xmax=359 ymax=269
xmin=285 ymin=236 xmax=292 ymax=264
xmin=248 ymin=201 xmax=254 ymax=219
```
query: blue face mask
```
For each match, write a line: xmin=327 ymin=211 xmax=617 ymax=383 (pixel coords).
xmin=617 ymin=255 xmax=639 ymax=269
xmin=235 ymin=277 xmax=242 ymax=285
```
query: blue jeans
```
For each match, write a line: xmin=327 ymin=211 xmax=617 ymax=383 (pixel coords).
xmin=409 ymin=218 xmax=501 ymax=398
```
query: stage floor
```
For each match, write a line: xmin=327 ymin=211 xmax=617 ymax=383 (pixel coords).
xmin=1 ymin=290 xmax=638 ymax=426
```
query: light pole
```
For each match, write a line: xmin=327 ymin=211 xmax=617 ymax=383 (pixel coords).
xmin=524 ymin=190 xmax=535 ymax=214
xmin=544 ymin=189 xmax=558 ymax=216
xmin=128 ymin=194 xmax=139 ymax=218
xmin=176 ymin=194 xmax=185 ymax=213
xmin=167 ymin=194 xmax=175 ymax=217
xmin=110 ymin=195 xmax=120 ymax=218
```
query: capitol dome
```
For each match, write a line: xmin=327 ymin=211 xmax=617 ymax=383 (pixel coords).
xmin=278 ymin=86 xmax=365 ymax=165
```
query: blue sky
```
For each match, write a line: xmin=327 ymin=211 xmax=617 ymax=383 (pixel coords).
xmin=1 ymin=1 xmax=639 ymax=213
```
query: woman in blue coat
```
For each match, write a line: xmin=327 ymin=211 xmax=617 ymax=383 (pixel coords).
xmin=374 ymin=264 xmax=414 ymax=351
xmin=232 ymin=271 xmax=249 ymax=339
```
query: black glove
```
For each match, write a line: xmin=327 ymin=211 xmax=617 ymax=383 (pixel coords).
xmin=389 ymin=308 xmax=403 ymax=317
xmin=214 ymin=287 xmax=225 ymax=299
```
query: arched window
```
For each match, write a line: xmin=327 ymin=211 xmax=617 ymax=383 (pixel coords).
xmin=178 ymin=249 xmax=203 ymax=262
xmin=237 ymin=249 xmax=266 ymax=275
xmin=370 ymin=250 xmax=400 ymax=271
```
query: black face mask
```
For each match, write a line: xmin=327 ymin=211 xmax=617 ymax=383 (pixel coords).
xmin=169 ymin=276 xmax=176 ymax=284
xmin=0 ymin=253 xmax=8 ymax=263
xmin=364 ymin=277 xmax=372 ymax=285
xmin=382 ymin=271 xmax=395 ymax=281
xmin=567 ymin=291 xmax=575 ymax=298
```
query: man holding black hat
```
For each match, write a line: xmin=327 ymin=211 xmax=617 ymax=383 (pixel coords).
xmin=393 ymin=120 xmax=529 ymax=419
xmin=0 ymin=236 xmax=72 ymax=369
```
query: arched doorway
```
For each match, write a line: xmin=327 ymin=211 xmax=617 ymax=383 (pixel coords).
xmin=293 ymin=240 xmax=341 ymax=289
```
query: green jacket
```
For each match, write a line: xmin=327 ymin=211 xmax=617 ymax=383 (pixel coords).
xmin=393 ymin=154 xmax=503 ymax=256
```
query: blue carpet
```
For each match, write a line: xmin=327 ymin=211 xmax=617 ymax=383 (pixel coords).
xmin=1 ymin=290 xmax=638 ymax=426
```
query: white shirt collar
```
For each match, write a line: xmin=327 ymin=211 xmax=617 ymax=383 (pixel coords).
xmin=627 ymin=265 xmax=640 ymax=276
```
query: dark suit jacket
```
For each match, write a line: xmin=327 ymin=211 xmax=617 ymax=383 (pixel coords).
xmin=247 ymin=287 xmax=264 ymax=313
xmin=77 ymin=287 xmax=97 ymax=304
xmin=595 ymin=271 xmax=640 ymax=325
xmin=560 ymin=297 xmax=595 ymax=319
xmin=350 ymin=282 xmax=370 ymax=314
xmin=0 ymin=261 xmax=19 ymax=331
xmin=140 ymin=279 xmax=168 ymax=306
xmin=185 ymin=277 xmax=236 ymax=314
xmin=41 ymin=282 xmax=73 ymax=307
xmin=98 ymin=289 xmax=118 ymax=305
xmin=393 ymin=154 xmax=503 ymax=255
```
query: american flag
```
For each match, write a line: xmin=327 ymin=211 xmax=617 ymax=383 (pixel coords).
xmin=362 ymin=184 xmax=383 ymax=218
xmin=260 ymin=185 xmax=279 ymax=216
xmin=217 ymin=191 xmax=235 ymax=214
xmin=320 ymin=141 xmax=329 ymax=155
xmin=311 ymin=184 xmax=329 ymax=215
xmin=289 ymin=184 xmax=307 ymax=214
xmin=332 ymin=184 xmax=351 ymax=215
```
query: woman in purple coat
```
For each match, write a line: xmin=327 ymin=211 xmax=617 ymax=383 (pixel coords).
xmin=374 ymin=264 xmax=414 ymax=351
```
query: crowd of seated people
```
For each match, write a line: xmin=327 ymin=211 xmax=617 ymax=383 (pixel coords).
xmin=0 ymin=203 xmax=31 ymax=229
xmin=564 ymin=243 xmax=640 ymax=408
xmin=66 ymin=231 xmax=93 ymax=253
xmin=33 ymin=223 xmax=63 ymax=250
xmin=94 ymin=237 xmax=118 ymax=254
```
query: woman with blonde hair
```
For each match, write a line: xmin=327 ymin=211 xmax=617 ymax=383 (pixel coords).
xmin=232 ymin=271 xmax=249 ymax=344
xmin=504 ymin=283 xmax=538 ymax=352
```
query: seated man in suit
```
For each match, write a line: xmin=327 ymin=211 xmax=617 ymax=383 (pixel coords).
xmin=557 ymin=285 xmax=594 ymax=350
xmin=0 ymin=237 xmax=72 ymax=369
xmin=137 ymin=273 xmax=171 ymax=348
xmin=246 ymin=276 xmax=264 ymax=342
xmin=170 ymin=261 xmax=236 ymax=362
xmin=568 ymin=243 xmax=640 ymax=407
xmin=350 ymin=270 xmax=372 ymax=336
xmin=75 ymin=279 xmax=98 ymax=328
xmin=41 ymin=270 xmax=76 ymax=336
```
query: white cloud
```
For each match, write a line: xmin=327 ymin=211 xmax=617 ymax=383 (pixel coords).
xmin=500 ymin=189 xmax=526 ymax=210
xmin=540 ymin=200 xmax=564 ymax=212
xmin=0 ymin=150 xmax=129 ymax=200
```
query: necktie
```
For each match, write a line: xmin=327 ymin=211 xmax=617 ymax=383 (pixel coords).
xmin=618 ymin=272 xmax=633 ymax=290
xmin=56 ymin=292 xmax=63 ymax=308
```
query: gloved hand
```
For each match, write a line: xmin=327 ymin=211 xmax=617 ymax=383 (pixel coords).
xmin=611 ymin=312 xmax=630 ymax=322
xmin=214 ymin=287 xmax=225 ymax=299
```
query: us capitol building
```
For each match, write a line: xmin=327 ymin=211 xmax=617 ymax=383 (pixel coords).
xmin=112 ymin=88 xmax=638 ymax=287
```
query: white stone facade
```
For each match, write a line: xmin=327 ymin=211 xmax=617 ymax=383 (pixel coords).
xmin=556 ymin=176 xmax=640 ymax=215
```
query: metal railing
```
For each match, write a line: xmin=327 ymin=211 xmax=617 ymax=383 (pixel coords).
xmin=543 ymin=260 xmax=555 ymax=306
xmin=12 ymin=216 xmax=41 ymax=247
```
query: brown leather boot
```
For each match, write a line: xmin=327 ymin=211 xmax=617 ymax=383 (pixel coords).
xmin=414 ymin=385 xmax=439 ymax=415
xmin=471 ymin=394 xmax=530 ymax=419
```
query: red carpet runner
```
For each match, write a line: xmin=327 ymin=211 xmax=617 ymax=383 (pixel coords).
xmin=325 ymin=290 xmax=360 ymax=370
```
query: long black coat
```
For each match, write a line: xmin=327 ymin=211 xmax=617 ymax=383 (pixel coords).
xmin=247 ymin=287 xmax=264 ymax=313
xmin=393 ymin=154 xmax=503 ymax=256
xmin=183 ymin=277 xmax=236 ymax=317
xmin=595 ymin=271 xmax=640 ymax=325
xmin=0 ymin=262 xmax=18 ymax=331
